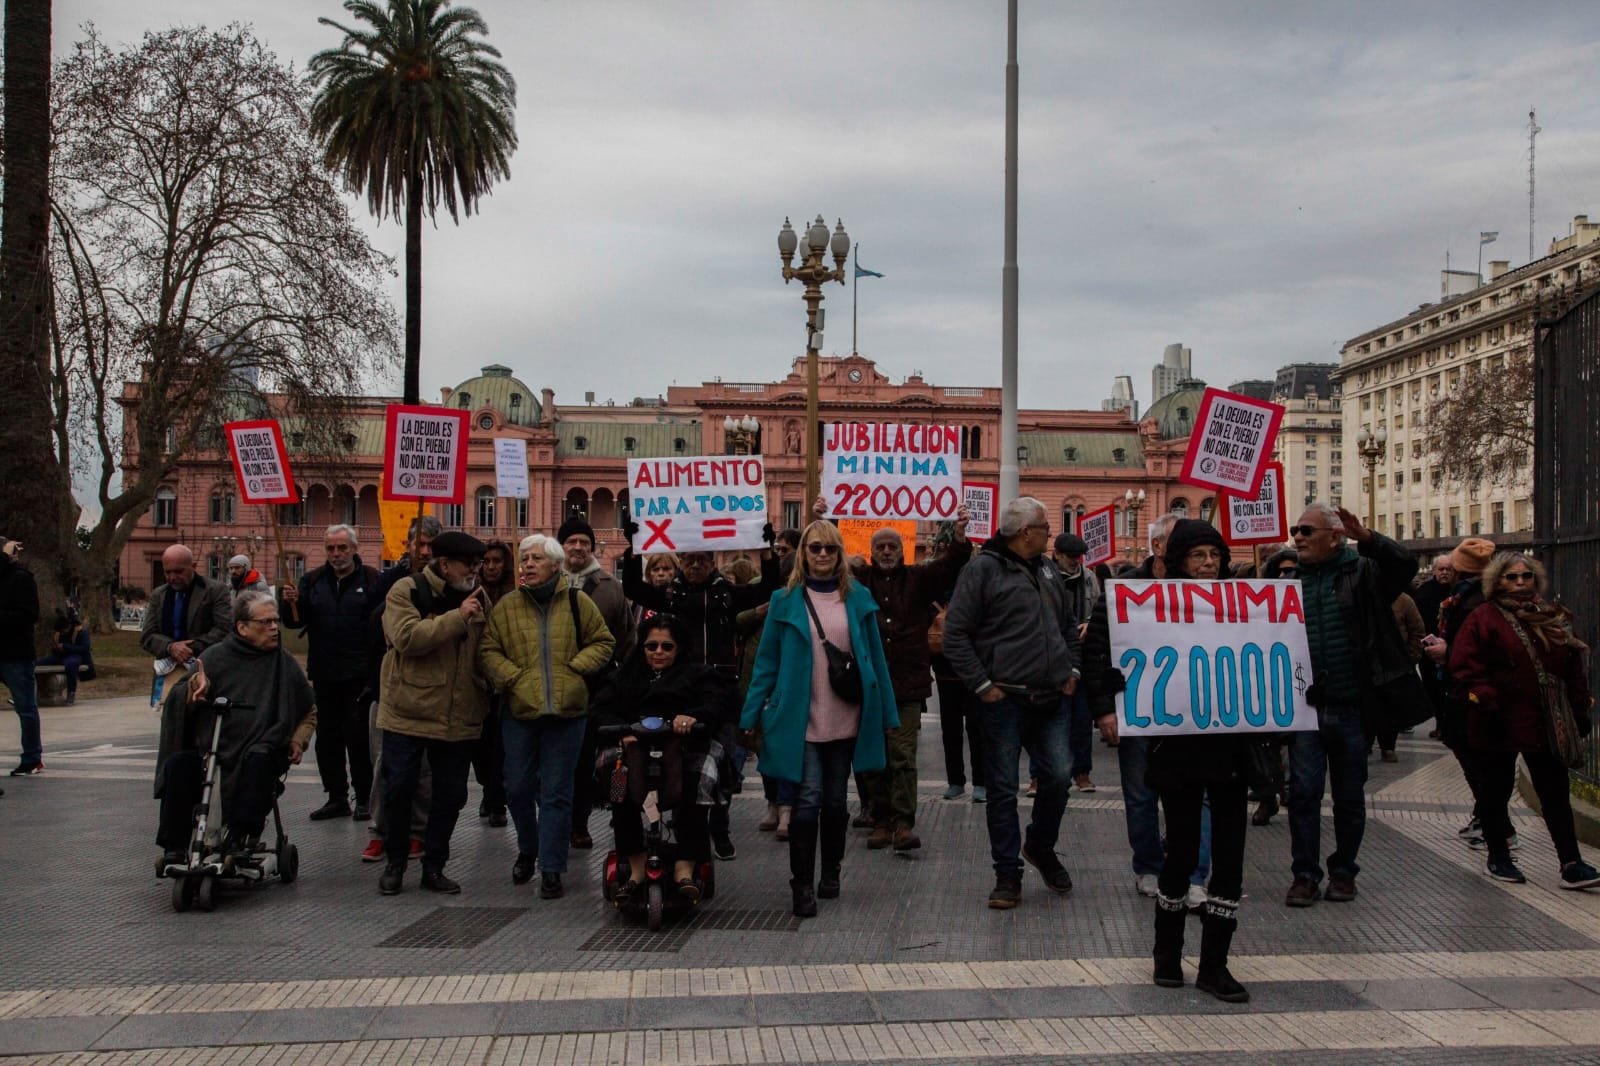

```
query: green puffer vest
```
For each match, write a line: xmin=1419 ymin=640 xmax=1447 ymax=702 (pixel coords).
xmin=1298 ymin=545 xmax=1361 ymax=704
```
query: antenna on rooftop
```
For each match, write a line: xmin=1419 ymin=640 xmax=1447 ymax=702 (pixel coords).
xmin=1528 ymin=109 xmax=1540 ymax=262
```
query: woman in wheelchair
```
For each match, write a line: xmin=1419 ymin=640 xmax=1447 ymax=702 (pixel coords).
xmin=591 ymin=613 xmax=738 ymax=902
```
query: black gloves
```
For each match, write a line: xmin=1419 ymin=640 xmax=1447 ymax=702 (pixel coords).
xmin=762 ymin=522 xmax=776 ymax=547
xmin=621 ymin=515 xmax=639 ymax=541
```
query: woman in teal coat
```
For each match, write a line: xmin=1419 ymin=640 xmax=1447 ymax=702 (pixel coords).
xmin=741 ymin=520 xmax=899 ymax=918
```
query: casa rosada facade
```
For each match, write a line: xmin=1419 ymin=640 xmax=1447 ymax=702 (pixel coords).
xmin=118 ymin=354 xmax=1215 ymax=591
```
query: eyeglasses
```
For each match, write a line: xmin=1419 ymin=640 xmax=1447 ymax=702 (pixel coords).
xmin=1025 ymin=523 xmax=1049 ymax=534
xmin=805 ymin=543 xmax=840 ymax=556
xmin=1503 ymin=572 xmax=1536 ymax=583
xmin=1289 ymin=525 xmax=1330 ymax=538
xmin=246 ymin=617 xmax=281 ymax=628
xmin=643 ymin=641 xmax=676 ymax=651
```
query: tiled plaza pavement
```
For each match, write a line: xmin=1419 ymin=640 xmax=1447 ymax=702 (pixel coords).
xmin=1 ymin=696 xmax=1598 ymax=1063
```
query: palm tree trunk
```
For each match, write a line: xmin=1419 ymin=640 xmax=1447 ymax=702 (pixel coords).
xmin=404 ymin=169 xmax=423 ymax=405
xmin=1 ymin=0 xmax=68 ymax=647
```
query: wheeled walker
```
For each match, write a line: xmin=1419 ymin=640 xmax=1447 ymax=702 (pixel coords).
xmin=597 ymin=717 xmax=717 ymax=931
xmin=156 ymin=696 xmax=299 ymax=912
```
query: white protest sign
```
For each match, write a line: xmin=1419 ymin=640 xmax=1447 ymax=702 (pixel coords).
xmin=1078 ymin=504 xmax=1116 ymax=567
xmin=822 ymin=422 xmax=962 ymax=520
xmin=1178 ymin=387 xmax=1286 ymax=497
xmin=382 ymin=404 xmax=469 ymax=503
xmin=627 ymin=455 xmax=768 ymax=553
xmin=493 ymin=438 xmax=529 ymax=499
xmin=1218 ymin=461 xmax=1288 ymax=547
xmin=223 ymin=420 xmax=297 ymax=504
xmin=1108 ymin=578 xmax=1317 ymax=736
xmin=961 ymin=481 xmax=997 ymax=541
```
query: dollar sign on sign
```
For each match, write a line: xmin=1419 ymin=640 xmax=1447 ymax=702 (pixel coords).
xmin=1294 ymin=665 xmax=1307 ymax=694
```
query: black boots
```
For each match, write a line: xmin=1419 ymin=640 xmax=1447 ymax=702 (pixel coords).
xmin=1195 ymin=905 xmax=1250 ymax=1003
xmin=1152 ymin=897 xmax=1187 ymax=988
xmin=789 ymin=815 xmax=823 ymax=917
xmin=791 ymin=879 xmax=818 ymax=918
xmin=817 ymin=810 xmax=847 ymax=899
xmin=420 ymin=866 xmax=461 ymax=894
xmin=379 ymin=862 xmax=404 ymax=895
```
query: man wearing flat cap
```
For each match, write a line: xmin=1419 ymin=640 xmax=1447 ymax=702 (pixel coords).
xmin=375 ymin=530 xmax=491 ymax=896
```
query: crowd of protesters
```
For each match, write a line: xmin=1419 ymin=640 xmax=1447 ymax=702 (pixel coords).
xmin=2 ymin=488 xmax=1596 ymax=1006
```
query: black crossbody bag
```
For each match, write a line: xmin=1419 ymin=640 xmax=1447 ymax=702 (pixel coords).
xmin=801 ymin=590 xmax=863 ymax=703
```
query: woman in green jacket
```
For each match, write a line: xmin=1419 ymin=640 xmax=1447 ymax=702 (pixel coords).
xmin=740 ymin=520 xmax=898 ymax=918
xmin=480 ymin=534 xmax=616 ymax=899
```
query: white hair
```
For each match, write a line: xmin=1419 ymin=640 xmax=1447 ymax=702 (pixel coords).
xmin=1302 ymin=501 xmax=1344 ymax=537
xmin=519 ymin=533 xmax=567 ymax=566
xmin=1147 ymin=513 xmax=1181 ymax=552
xmin=234 ymin=589 xmax=275 ymax=623
xmin=997 ymin=496 xmax=1048 ymax=537
xmin=324 ymin=524 xmax=358 ymax=546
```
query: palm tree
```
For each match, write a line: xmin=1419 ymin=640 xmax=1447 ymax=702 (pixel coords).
xmin=310 ymin=0 xmax=517 ymax=405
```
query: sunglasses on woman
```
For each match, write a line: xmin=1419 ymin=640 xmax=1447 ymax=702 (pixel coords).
xmin=643 ymin=641 xmax=676 ymax=651
xmin=805 ymin=543 xmax=839 ymax=555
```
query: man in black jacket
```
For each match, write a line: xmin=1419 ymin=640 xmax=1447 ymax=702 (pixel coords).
xmin=282 ymin=524 xmax=379 ymax=821
xmin=140 ymin=544 xmax=233 ymax=669
xmin=851 ymin=510 xmax=971 ymax=851
xmin=0 ymin=538 xmax=41 ymax=778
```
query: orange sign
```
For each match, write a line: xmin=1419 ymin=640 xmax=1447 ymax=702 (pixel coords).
xmin=838 ymin=519 xmax=917 ymax=565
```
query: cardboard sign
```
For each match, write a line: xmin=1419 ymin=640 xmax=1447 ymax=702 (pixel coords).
xmin=627 ymin=455 xmax=768 ymax=553
xmin=494 ymin=438 xmax=529 ymax=499
xmin=961 ymin=481 xmax=997 ymax=543
xmin=1078 ymin=504 xmax=1116 ymax=567
xmin=376 ymin=486 xmax=415 ymax=564
xmin=822 ymin=422 xmax=962 ymax=520
xmin=1217 ymin=462 xmax=1288 ymax=547
xmin=839 ymin=519 xmax=917 ymax=564
xmin=1178 ymin=387 xmax=1286 ymax=497
xmin=223 ymin=420 xmax=297 ymax=504
xmin=1107 ymin=579 xmax=1317 ymax=736
xmin=382 ymin=404 xmax=469 ymax=503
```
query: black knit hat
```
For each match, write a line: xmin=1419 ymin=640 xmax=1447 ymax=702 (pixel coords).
xmin=556 ymin=516 xmax=596 ymax=547
xmin=1163 ymin=519 xmax=1230 ymax=577
xmin=1054 ymin=532 xmax=1088 ymax=556
xmin=429 ymin=531 xmax=487 ymax=562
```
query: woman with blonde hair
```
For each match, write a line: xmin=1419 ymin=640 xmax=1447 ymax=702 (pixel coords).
xmin=740 ymin=520 xmax=898 ymax=917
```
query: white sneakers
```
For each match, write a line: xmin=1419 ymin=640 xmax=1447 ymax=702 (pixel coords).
xmin=1186 ymin=883 xmax=1209 ymax=910
xmin=1136 ymin=873 xmax=1160 ymax=897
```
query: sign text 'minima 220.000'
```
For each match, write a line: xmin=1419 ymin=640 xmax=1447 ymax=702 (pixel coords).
xmin=382 ymin=404 xmax=469 ymax=503
xmin=822 ymin=422 xmax=962 ymax=520
xmin=1107 ymin=578 xmax=1318 ymax=737
xmin=627 ymin=455 xmax=768 ymax=553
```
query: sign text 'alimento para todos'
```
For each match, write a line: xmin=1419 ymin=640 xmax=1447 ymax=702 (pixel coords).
xmin=627 ymin=455 xmax=768 ymax=552
xmin=822 ymin=422 xmax=963 ymax=520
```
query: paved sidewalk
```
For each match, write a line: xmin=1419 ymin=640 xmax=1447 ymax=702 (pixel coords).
xmin=1 ymin=698 xmax=1597 ymax=1063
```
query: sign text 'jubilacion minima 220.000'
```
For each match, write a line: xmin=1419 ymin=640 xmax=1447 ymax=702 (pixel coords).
xmin=223 ymin=420 xmax=298 ymax=504
xmin=822 ymin=422 xmax=962 ymax=520
xmin=1108 ymin=578 xmax=1318 ymax=737
xmin=382 ymin=404 xmax=470 ymax=504
xmin=627 ymin=455 xmax=768 ymax=553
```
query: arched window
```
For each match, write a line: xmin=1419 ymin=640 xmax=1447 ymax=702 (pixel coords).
xmin=476 ymin=486 xmax=497 ymax=529
xmin=1170 ymin=497 xmax=1189 ymax=519
xmin=960 ymin=426 xmax=970 ymax=458
xmin=673 ymin=437 xmax=687 ymax=454
xmin=439 ymin=503 xmax=464 ymax=527
xmin=970 ymin=425 xmax=982 ymax=458
xmin=332 ymin=485 xmax=357 ymax=526
xmin=208 ymin=489 xmax=234 ymax=524
xmin=565 ymin=487 xmax=589 ymax=519
xmin=153 ymin=487 xmax=178 ymax=527
xmin=456 ymin=390 xmax=472 ymax=409
xmin=513 ymin=498 xmax=529 ymax=528
xmin=283 ymin=553 xmax=307 ymax=583
xmin=279 ymin=490 xmax=305 ymax=528
xmin=1112 ymin=447 xmax=1126 ymax=463
xmin=574 ymin=435 xmax=588 ymax=452
xmin=591 ymin=488 xmax=616 ymax=528
xmin=623 ymin=436 xmax=636 ymax=452
xmin=1200 ymin=497 xmax=1217 ymax=523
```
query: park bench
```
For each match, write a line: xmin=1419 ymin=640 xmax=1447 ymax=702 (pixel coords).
xmin=34 ymin=664 xmax=70 ymax=706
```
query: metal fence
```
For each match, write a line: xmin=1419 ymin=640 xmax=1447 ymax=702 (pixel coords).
xmin=1534 ymin=286 xmax=1600 ymax=786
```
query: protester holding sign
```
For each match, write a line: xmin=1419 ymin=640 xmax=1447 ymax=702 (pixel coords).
xmin=1093 ymin=520 xmax=1258 ymax=1004
xmin=1285 ymin=502 xmax=1417 ymax=909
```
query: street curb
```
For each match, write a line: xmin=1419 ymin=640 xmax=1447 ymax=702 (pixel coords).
xmin=1517 ymin=763 xmax=1600 ymax=847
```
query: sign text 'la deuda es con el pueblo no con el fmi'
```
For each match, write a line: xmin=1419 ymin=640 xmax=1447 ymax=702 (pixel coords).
xmin=1107 ymin=578 xmax=1317 ymax=737
xmin=223 ymin=420 xmax=297 ymax=505
xmin=382 ymin=404 xmax=469 ymax=503
xmin=822 ymin=421 xmax=963 ymax=521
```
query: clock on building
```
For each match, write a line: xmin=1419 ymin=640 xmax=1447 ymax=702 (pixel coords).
xmin=847 ymin=368 xmax=863 ymax=383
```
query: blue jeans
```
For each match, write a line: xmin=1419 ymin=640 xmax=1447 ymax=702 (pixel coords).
xmin=501 ymin=713 xmax=588 ymax=874
xmin=1118 ymin=737 xmax=1210 ymax=884
xmin=1 ymin=660 xmax=41 ymax=764
xmin=980 ymin=695 xmax=1072 ymax=876
xmin=793 ymin=738 xmax=854 ymax=826
xmin=1067 ymin=686 xmax=1093 ymax=778
xmin=1289 ymin=704 xmax=1370 ymax=883
xmin=762 ymin=774 xmax=797 ymax=805
xmin=381 ymin=730 xmax=471 ymax=870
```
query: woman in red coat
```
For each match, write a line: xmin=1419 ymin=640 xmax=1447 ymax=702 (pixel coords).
xmin=1449 ymin=553 xmax=1598 ymax=890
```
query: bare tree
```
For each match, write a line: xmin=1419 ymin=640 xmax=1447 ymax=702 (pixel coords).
xmin=1424 ymin=349 xmax=1534 ymax=488
xmin=47 ymin=24 xmax=399 ymax=626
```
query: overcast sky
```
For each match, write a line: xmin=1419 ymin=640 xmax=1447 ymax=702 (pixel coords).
xmin=55 ymin=1 xmax=1600 ymax=414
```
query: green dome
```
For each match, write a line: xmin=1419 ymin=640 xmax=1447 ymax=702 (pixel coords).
xmin=446 ymin=364 xmax=540 ymax=426
xmin=1141 ymin=379 xmax=1208 ymax=440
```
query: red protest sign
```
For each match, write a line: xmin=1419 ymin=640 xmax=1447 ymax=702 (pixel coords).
xmin=1217 ymin=462 xmax=1289 ymax=547
xmin=382 ymin=404 xmax=470 ymax=504
xmin=1078 ymin=504 xmax=1116 ymax=567
xmin=961 ymin=481 xmax=998 ymax=542
xmin=1178 ymin=387 xmax=1286 ymax=497
xmin=224 ymin=420 xmax=298 ymax=505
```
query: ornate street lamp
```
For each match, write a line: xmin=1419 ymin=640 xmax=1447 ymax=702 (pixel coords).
xmin=1357 ymin=427 xmax=1388 ymax=530
xmin=723 ymin=415 xmax=760 ymax=456
xmin=778 ymin=215 xmax=850 ymax=509
xmin=1124 ymin=488 xmax=1147 ymax=560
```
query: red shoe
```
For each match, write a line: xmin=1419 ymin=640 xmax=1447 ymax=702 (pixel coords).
xmin=409 ymin=838 xmax=424 ymax=859
xmin=360 ymin=838 xmax=385 ymax=863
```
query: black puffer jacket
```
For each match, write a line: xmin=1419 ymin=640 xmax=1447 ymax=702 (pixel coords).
xmin=621 ymin=554 xmax=778 ymax=669
xmin=0 ymin=554 xmax=39 ymax=661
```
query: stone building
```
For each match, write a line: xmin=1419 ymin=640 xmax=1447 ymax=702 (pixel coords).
xmin=117 ymin=354 xmax=1213 ymax=588
xmin=1333 ymin=214 xmax=1600 ymax=543
xmin=1271 ymin=363 xmax=1343 ymax=511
